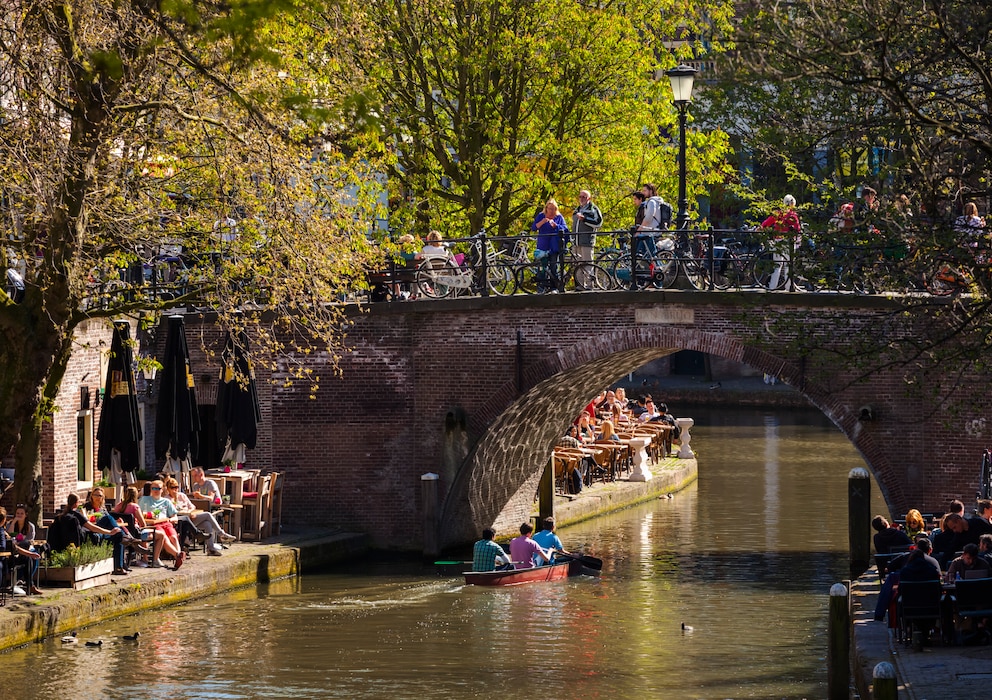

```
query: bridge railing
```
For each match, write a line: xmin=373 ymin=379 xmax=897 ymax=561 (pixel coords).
xmin=363 ymin=224 xmax=991 ymax=301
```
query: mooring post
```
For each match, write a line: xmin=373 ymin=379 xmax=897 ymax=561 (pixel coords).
xmin=421 ymin=472 xmax=439 ymax=559
xmin=538 ymin=461 xmax=554 ymax=524
xmin=872 ymin=662 xmax=898 ymax=700
xmin=849 ymin=467 xmax=871 ymax=578
xmin=827 ymin=582 xmax=850 ymax=700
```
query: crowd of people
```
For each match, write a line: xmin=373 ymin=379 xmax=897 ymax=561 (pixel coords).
xmin=2 ymin=469 xmax=238 ymax=595
xmin=871 ymin=499 xmax=992 ymax=643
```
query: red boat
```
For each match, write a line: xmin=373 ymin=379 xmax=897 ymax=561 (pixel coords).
xmin=463 ymin=560 xmax=579 ymax=586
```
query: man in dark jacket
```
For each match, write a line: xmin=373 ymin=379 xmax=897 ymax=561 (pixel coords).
xmin=873 ymin=515 xmax=912 ymax=553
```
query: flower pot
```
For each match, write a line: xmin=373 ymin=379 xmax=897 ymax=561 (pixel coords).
xmin=41 ymin=558 xmax=114 ymax=591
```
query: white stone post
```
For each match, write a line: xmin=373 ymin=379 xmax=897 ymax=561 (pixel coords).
xmin=627 ymin=436 xmax=653 ymax=482
xmin=677 ymin=418 xmax=694 ymax=458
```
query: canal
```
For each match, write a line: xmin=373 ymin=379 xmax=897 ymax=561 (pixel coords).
xmin=6 ymin=405 xmax=886 ymax=699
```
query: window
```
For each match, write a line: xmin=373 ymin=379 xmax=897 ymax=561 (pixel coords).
xmin=77 ymin=410 xmax=94 ymax=484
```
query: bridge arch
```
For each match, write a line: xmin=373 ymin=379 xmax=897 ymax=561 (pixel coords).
xmin=439 ymin=325 xmax=895 ymax=548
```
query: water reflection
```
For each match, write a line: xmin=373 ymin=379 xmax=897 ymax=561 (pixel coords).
xmin=2 ymin=407 xmax=886 ymax=699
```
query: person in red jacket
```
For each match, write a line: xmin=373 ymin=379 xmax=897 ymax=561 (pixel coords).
xmin=761 ymin=194 xmax=801 ymax=233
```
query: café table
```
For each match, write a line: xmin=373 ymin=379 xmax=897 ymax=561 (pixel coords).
xmin=206 ymin=469 xmax=255 ymax=539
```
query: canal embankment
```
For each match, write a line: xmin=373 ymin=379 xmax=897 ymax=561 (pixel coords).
xmin=552 ymin=453 xmax=697 ymax=528
xmin=850 ymin=567 xmax=992 ymax=698
xmin=0 ymin=529 xmax=368 ymax=653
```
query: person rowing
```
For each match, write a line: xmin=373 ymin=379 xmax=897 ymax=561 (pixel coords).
xmin=532 ymin=517 xmax=571 ymax=566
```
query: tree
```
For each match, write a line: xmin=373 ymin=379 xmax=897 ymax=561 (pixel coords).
xmin=0 ymin=0 xmax=382 ymax=520
xmin=346 ymin=0 xmax=735 ymax=237
xmin=707 ymin=0 xmax=992 ymax=418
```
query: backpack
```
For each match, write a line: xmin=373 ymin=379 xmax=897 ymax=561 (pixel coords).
xmin=47 ymin=512 xmax=86 ymax=552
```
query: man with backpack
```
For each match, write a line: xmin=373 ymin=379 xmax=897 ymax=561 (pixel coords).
xmin=572 ymin=190 xmax=603 ymax=288
xmin=636 ymin=183 xmax=673 ymax=257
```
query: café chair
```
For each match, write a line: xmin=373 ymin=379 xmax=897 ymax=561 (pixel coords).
xmin=240 ymin=474 xmax=272 ymax=542
xmin=267 ymin=472 xmax=283 ymax=537
xmin=949 ymin=577 xmax=992 ymax=643
xmin=897 ymin=579 xmax=944 ymax=645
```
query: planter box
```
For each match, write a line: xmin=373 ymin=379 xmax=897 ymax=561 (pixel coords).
xmin=41 ymin=558 xmax=114 ymax=591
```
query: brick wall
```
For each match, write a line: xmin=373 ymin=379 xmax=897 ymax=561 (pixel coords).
xmin=26 ymin=291 xmax=991 ymax=551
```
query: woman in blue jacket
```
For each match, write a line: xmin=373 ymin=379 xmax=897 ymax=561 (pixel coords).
xmin=532 ymin=199 xmax=569 ymax=292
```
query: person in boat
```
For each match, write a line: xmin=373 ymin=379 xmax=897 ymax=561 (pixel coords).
xmin=509 ymin=522 xmax=551 ymax=570
xmin=472 ymin=528 xmax=511 ymax=571
xmin=532 ymin=517 xmax=570 ymax=566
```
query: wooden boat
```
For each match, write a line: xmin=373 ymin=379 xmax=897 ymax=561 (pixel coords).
xmin=463 ymin=560 xmax=578 ymax=586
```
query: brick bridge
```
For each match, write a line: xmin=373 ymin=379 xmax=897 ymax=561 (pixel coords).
xmin=178 ymin=291 xmax=989 ymax=551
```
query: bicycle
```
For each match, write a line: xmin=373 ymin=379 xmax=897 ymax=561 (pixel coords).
xmin=416 ymin=232 xmax=527 ymax=298
xmin=515 ymin=240 xmax=613 ymax=294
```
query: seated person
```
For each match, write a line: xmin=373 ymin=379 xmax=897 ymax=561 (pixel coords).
xmin=532 ymin=517 xmax=570 ymax=565
xmin=980 ymin=534 xmax=992 ymax=566
xmin=508 ymin=522 xmax=551 ymax=570
xmin=138 ymin=480 xmax=186 ymax=571
xmin=113 ymin=486 xmax=155 ymax=567
xmin=967 ymin=499 xmax=992 ymax=538
xmin=596 ymin=420 xmax=621 ymax=443
xmin=872 ymin=515 xmax=912 ymax=554
xmin=874 ymin=537 xmax=941 ymax=622
xmin=6 ymin=503 xmax=43 ymax=593
xmin=576 ymin=412 xmax=597 ymax=443
xmin=164 ymin=477 xmax=234 ymax=556
xmin=946 ymin=543 xmax=991 ymax=582
xmin=472 ymin=528 xmax=510 ymax=571
xmin=83 ymin=487 xmax=135 ymax=575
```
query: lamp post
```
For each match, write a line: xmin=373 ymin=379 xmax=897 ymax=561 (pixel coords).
xmin=665 ymin=64 xmax=697 ymax=232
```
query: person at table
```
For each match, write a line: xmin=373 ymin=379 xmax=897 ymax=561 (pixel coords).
xmin=904 ymin=509 xmax=927 ymax=541
xmin=509 ymin=522 xmax=551 ymax=570
xmin=942 ymin=512 xmax=980 ymax=565
xmin=138 ymin=480 xmax=186 ymax=570
xmin=164 ymin=476 xmax=235 ymax=555
xmin=83 ymin=488 xmax=137 ymax=575
xmin=576 ymin=411 xmax=597 ymax=443
xmin=946 ymin=543 xmax=991 ymax=582
xmin=6 ymin=503 xmax=44 ymax=593
xmin=979 ymin=534 xmax=992 ymax=566
xmin=472 ymin=528 xmax=511 ymax=572
xmin=873 ymin=536 xmax=941 ymax=622
xmin=967 ymin=500 xmax=992 ymax=538
xmin=532 ymin=517 xmax=571 ymax=565
xmin=113 ymin=486 xmax=155 ymax=566
xmin=57 ymin=492 xmax=127 ymax=574
xmin=872 ymin=515 xmax=912 ymax=554
xmin=190 ymin=467 xmax=222 ymax=503
xmin=596 ymin=420 xmax=621 ymax=443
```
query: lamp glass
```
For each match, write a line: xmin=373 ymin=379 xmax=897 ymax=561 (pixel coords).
xmin=667 ymin=65 xmax=697 ymax=103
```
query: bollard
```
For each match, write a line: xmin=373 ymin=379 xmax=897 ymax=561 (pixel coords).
xmin=538 ymin=462 xmax=554 ymax=524
xmin=827 ymin=582 xmax=850 ymax=700
xmin=421 ymin=473 xmax=439 ymax=559
xmin=872 ymin=661 xmax=898 ymax=700
xmin=849 ymin=467 xmax=872 ymax=578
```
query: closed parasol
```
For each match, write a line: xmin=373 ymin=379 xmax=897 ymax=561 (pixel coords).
xmin=97 ymin=321 xmax=143 ymax=484
xmin=155 ymin=315 xmax=201 ymax=482
xmin=216 ymin=329 xmax=261 ymax=466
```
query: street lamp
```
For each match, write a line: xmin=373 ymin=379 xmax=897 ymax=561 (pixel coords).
xmin=666 ymin=64 xmax=697 ymax=232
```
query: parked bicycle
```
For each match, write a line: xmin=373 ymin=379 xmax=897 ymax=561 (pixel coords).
xmin=516 ymin=239 xmax=613 ymax=294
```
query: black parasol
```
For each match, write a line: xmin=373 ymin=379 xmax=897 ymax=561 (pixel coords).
xmin=155 ymin=315 xmax=201 ymax=476
xmin=216 ymin=329 xmax=261 ymax=465
xmin=97 ymin=321 xmax=143 ymax=481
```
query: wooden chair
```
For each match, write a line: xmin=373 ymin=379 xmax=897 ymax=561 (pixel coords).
xmin=240 ymin=474 xmax=272 ymax=541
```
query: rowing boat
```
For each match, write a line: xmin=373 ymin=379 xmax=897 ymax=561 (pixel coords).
xmin=463 ymin=560 xmax=578 ymax=586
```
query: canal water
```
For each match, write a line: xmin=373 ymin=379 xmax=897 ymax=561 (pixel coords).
xmin=6 ymin=406 xmax=886 ymax=699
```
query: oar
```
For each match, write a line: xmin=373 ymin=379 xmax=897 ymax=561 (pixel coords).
xmin=554 ymin=550 xmax=603 ymax=571
xmin=433 ymin=560 xmax=471 ymax=566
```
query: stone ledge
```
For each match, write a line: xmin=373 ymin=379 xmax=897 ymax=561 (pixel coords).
xmin=0 ymin=530 xmax=368 ymax=652
xmin=550 ymin=457 xmax=697 ymax=528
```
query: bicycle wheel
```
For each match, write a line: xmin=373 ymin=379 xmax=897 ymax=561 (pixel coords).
xmin=515 ymin=261 xmax=549 ymax=294
xmin=417 ymin=258 xmax=457 ymax=298
xmin=750 ymin=252 xmax=787 ymax=290
xmin=487 ymin=262 xmax=517 ymax=295
xmin=571 ymin=262 xmax=613 ymax=291
xmin=711 ymin=254 xmax=746 ymax=290
xmin=682 ymin=255 xmax=709 ymax=290
xmin=652 ymin=251 xmax=678 ymax=288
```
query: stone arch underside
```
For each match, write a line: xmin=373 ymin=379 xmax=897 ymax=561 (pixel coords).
xmin=439 ymin=325 xmax=896 ymax=548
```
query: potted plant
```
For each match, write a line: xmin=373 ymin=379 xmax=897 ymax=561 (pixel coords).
xmin=42 ymin=541 xmax=114 ymax=591
xmin=94 ymin=473 xmax=117 ymax=500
